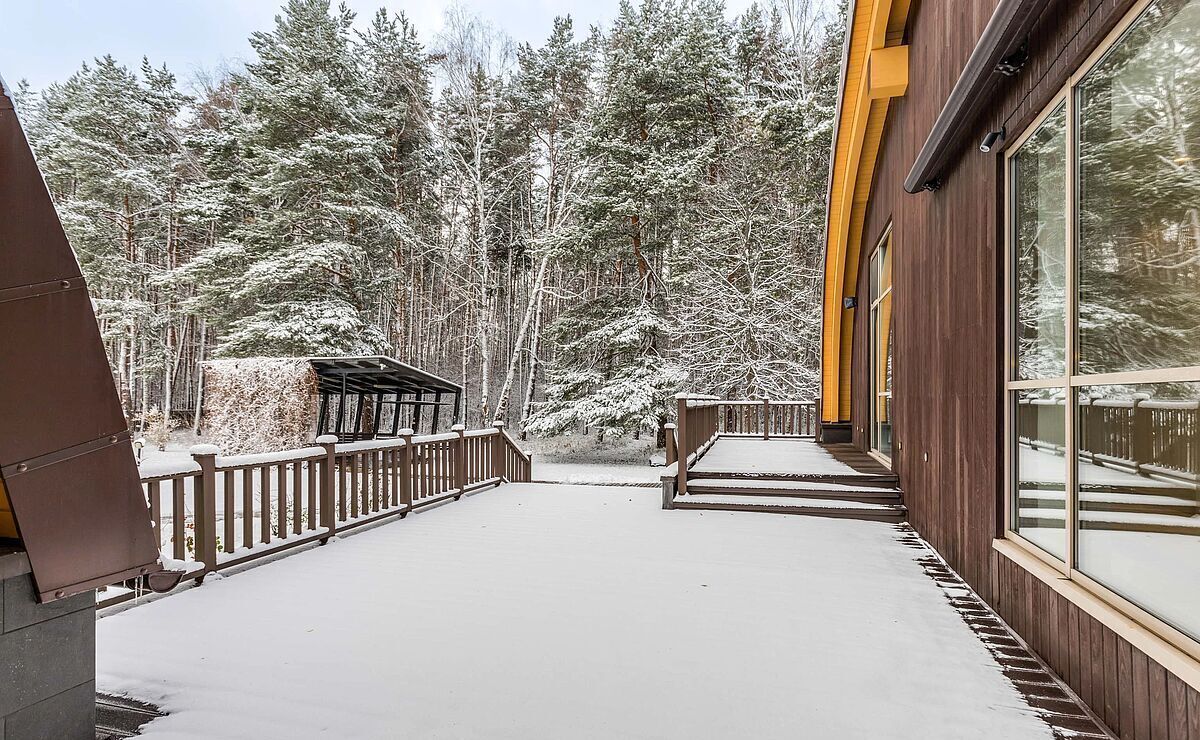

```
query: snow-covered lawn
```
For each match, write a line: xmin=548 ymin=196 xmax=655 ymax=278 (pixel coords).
xmin=97 ymin=483 xmax=1049 ymax=739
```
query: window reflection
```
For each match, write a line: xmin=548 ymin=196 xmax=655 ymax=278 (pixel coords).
xmin=1076 ymin=0 xmax=1200 ymax=374
xmin=1013 ymin=388 xmax=1068 ymax=559
xmin=1013 ymin=104 xmax=1068 ymax=380
xmin=1076 ymin=382 xmax=1200 ymax=641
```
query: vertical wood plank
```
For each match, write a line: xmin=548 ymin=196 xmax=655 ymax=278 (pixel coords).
xmin=1150 ymin=660 xmax=1169 ymax=740
xmin=242 ymin=468 xmax=253 ymax=547
xmin=1167 ymin=674 xmax=1188 ymax=740
xmin=223 ymin=470 xmax=235 ymax=553
xmin=173 ymin=477 xmax=186 ymax=560
xmin=260 ymin=465 xmax=271 ymax=544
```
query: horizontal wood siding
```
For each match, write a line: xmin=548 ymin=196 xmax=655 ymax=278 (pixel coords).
xmin=846 ymin=0 xmax=1199 ymax=735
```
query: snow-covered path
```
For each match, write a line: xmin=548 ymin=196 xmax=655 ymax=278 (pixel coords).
xmin=97 ymin=483 xmax=1050 ymax=739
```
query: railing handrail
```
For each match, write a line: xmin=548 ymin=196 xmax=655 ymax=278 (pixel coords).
xmin=117 ymin=424 xmax=533 ymax=608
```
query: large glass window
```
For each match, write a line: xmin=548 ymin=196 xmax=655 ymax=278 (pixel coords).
xmin=1006 ymin=0 xmax=1200 ymax=644
xmin=1013 ymin=103 xmax=1068 ymax=380
xmin=870 ymin=233 xmax=893 ymax=460
xmin=1077 ymin=0 xmax=1200 ymax=374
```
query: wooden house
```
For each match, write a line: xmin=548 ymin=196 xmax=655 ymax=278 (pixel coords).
xmin=821 ymin=0 xmax=1200 ymax=733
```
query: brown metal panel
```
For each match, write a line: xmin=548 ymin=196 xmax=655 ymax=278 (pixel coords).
xmin=0 ymin=84 xmax=159 ymax=601
xmin=0 ymin=107 xmax=83 ymax=290
xmin=0 ymin=288 xmax=127 ymax=463
xmin=1 ymin=436 xmax=158 ymax=601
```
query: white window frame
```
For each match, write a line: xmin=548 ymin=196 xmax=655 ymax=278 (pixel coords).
xmin=1001 ymin=0 xmax=1200 ymax=666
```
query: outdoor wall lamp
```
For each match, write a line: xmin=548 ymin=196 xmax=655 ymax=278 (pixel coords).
xmin=843 ymin=296 xmax=857 ymax=309
xmin=979 ymin=127 xmax=1006 ymax=153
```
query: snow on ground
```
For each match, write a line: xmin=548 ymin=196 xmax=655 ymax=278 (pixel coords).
xmin=525 ymin=433 xmax=664 ymax=485
xmin=97 ymin=483 xmax=1049 ymax=740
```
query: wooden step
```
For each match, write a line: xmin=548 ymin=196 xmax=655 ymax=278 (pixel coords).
xmin=1018 ymin=489 xmax=1199 ymax=517
xmin=688 ymin=471 xmax=899 ymax=488
xmin=1018 ymin=507 xmax=1200 ymax=535
xmin=686 ymin=478 xmax=902 ymax=505
xmin=673 ymin=493 xmax=906 ymax=522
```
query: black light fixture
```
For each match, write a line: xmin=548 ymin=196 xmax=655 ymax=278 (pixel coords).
xmin=842 ymin=296 xmax=857 ymax=309
xmin=995 ymin=46 xmax=1029 ymax=77
xmin=979 ymin=126 xmax=1006 ymax=153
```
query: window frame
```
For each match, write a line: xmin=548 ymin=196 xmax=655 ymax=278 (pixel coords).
xmin=868 ymin=226 xmax=894 ymax=467
xmin=1001 ymin=0 xmax=1200 ymax=664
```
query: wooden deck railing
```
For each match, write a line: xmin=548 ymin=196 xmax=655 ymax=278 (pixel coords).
xmin=1019 ymin=396 xmax=1200 ymax=478
xmin=664 ymin=394 xmax=818 ymax=502
xmin=127 ymin=422 xmax=531 ymax=601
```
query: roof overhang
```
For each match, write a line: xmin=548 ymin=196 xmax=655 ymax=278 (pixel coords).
xmin=903 ymin=0 xmax=1044 ymax=193
xmin=820 ymin=0 xmax=912 ymax=424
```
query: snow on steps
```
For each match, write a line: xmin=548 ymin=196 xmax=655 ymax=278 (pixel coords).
xmin=685 ymin=477 xmax=903 ymax=505
xmin=672 ymin=491 xmax=902 ymax=520
xmin=1018 ymin=488 xmax=1199 ymax=517
xmin=692 ymin=470 xmax=900 ymax=487
xmin=1018 ymin=507 xmax=1200 ymax=535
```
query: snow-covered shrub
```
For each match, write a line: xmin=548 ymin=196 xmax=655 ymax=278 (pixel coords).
xmin=136 ymin=407 xmax=178 ymax=451
xmin=200 ymin=358 xmax=319 ymax=454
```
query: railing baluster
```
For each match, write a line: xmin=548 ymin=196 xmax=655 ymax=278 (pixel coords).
xmin=276 ymin=464 xmax=287 ymax=539
xmin=242 ymin=468 xmax=253 ymax=547
xmin=173 ymin=477 xmax=186 ymax=560
xmin=223 ymin=470 xmax=235 ymax=553
xmin=307 ymin=460 xmax=317 ymax=530
xmin=260 ymin=465 xmax=271 ymax=544
xmin=349 ymin=454 xmax=359 ymax=518
xmin=293 ymin=461 xmax=303 ymax=534
xmin=147 ymin=480 xmax=161 ymax=550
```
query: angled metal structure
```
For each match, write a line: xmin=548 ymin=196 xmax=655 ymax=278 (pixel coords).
xmin=0 ymin=78 xmax=159 ymax=602
xmin=310 ymin=356 xmax=463 ymax=440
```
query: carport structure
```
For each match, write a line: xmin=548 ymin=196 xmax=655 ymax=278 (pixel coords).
xmin=311 ymin=356 xmax=463 ymax=440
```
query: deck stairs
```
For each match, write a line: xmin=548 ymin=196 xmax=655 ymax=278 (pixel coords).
xmin=671 ymin=441 xmax=905 ymax=522
xmin=1018 ymin=485 xmax=1200 ymax=535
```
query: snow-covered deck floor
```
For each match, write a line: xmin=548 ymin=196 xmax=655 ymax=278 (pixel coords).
xmin=97 ymin=483 xmax=1049 ymax=739
xmin=690 ymin=436 xmax=889 ymax=477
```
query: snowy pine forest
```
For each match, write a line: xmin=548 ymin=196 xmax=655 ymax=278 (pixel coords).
xmin=14 ymin=0 xmax=842 ymax=440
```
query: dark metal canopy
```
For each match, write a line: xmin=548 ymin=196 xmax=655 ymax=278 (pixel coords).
xmin=310 ymin=356 xmax=462 ymax=397
xmin=311 ymin=356 xmax=463 ymax=439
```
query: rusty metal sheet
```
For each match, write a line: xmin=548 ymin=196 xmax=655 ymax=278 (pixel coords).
xmin=1 ymin=436 xmax=159 ymax=601
xmin=0 ymin=82 xmax=159 ymax=601
xmin=0 ymin=105 xmax=83 ymax=291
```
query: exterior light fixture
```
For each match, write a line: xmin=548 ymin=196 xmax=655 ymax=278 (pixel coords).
xmin=980 ymin=127 xmax=1006 ymax=153
xmin=843 ymin=296 xmax=858 ymax=309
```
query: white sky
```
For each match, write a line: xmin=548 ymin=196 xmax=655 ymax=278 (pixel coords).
xmin=1 ymin=0 xmax=761 ymax=93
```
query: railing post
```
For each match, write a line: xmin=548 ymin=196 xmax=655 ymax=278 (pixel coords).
xmin=675 ymin=393 xmax=689 ymax=496
xmin=399 ymin=428 xmax=414 ymax=513
xmin=1130 ymin=393 xmax=1152 ymax=471
xmin=453 ymin=424 xmax=467 ymax=497
xmin=189 ymin=444 xmax=220 ymax=578
xmin=762 ymin=398 xmax=770 ymax=440
xmin=491 ymin=421 xmax=506 ymax=481
xmin=316 ymin=435 xmax=338 ymax=540
xmin=664 ymin=422 xmax=677 ymax=466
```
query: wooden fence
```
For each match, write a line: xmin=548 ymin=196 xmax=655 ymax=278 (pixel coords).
xmin=128 ymin=423 xmax=531 ymax=600
xmin=664 ymin=395 xmax=818 ymax=500
xmin=1018 ymin=397 xmax=1200 ymax=477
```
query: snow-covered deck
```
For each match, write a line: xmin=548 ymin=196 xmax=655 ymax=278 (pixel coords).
xmin=97 ymin=483 xmax=1049 ymax=739
xmin=690 ymin=436 xmax=891 ymax=477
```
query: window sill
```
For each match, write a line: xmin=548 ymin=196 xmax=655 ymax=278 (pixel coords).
xmin=993 ymin=537 xmax=1200 ymax=692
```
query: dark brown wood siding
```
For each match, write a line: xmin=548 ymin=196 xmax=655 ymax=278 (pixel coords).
xmin=846 ymin=0 xmax=1200 ymax=735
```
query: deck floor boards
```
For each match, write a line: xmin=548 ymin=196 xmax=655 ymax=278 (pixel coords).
xmin=690 ymin=437 xmax=892 ymax=477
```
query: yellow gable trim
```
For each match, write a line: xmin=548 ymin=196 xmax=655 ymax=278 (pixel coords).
xmin=821 ymin=0 xmax=911 ymax=424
